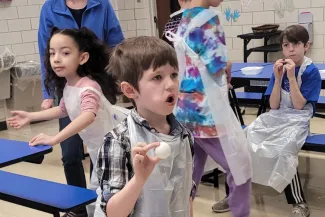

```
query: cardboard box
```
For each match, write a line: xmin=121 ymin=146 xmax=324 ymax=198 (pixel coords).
xmin=6 ymin=77 xmax=42 ymax=112
xmin=0 ymin=70 xmax=11 ymax=100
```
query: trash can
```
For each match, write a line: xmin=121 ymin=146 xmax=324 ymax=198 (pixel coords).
xmin=7 ymin=61 xmax=42 ymax=112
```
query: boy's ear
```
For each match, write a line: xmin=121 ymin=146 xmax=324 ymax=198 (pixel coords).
xmin=120 ymin=81 xmax=138 ymax=100
xmin=304 ymin=41 xmax=311 ymax=52
xmin=79 ymin=52 xmax=89 ymax=65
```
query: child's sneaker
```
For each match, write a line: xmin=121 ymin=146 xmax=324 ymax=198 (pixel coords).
xmin=292 ymin=203 xmax=310 ymax=217
xmin=212 ymin=197 xmax=230 ymax=213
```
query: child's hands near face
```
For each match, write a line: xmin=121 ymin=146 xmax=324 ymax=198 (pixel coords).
xmin=273 ymin=59 xmax=285 ymax=80
xmin=29 ymin=133 xmax=57 ymax=146
xmin=132 ymin=142 xmax=160 ymax=184
xmin=7 ymin=111 xmax=31 ymax=129
xmin=284 ymin=59 xmax=296 ymax=80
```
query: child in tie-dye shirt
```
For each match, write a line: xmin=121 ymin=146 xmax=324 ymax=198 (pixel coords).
xmin=176 ymin=6 xmax=231 ymax=137
xmin=174 ymin=1 xmax=251 ymax=217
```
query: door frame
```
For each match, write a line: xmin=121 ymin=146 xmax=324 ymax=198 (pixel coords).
xmin=147 ymin=0 xmax=159 ymax=37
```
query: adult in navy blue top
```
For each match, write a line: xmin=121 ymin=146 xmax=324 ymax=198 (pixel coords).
xmin=265 ymin=63 xmax=321 ymax=114
xmin=38 ymin=0 xmax=124 ymax=100
xmin=37 ymin=1 xmax=124 ymax=217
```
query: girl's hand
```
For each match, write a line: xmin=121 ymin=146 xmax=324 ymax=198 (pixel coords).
xmin=29 ymin=133 xmax=57 ymax=146
xmin=284 ymin=59 xmax=296 ymax=80
xmin=132 ymin=142 xmax=160 ymax=184
xmin=273 ymin=59 xmax=285 ymax=80
xmin=7 ymin=111 xmax=32 ymax=129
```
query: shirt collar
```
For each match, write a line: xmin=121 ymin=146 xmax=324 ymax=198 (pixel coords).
xmin=130 ymin=109 xmax=189 ymax=138
xmin=53 ymin=0 xmax=100 ymax=15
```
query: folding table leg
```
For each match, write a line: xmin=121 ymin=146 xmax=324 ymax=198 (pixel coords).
xmin=229 ymin=88 xmax=245 ymax=125
xmin=257 ymin=97 xmax=264 ymax=116
xmin=257 ymin=94 xmax=269 ymax=116
xmin=213 ymin=168 xmax=219 ymax=188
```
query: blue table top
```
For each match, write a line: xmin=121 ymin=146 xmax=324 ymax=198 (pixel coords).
xmin=232 ymin=64 xmax=274 ymax=79
xmin=314 ymin=63 xmax=325 ymax=70
xmin=0 ymin=170 xmax=97 ymax=211
xmin=0 ymin=138 xmax=52 ymax=168
xmin=232 ymin=63 xmax=325 ymax=80
xmin=231 ymin=62 xmax=272 ymax=73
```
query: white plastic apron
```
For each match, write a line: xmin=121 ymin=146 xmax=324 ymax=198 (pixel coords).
xmin=94 ymin=113 xmax=192 ymax=217
xmin=63 ymin=85 xmax=130 ymax=217
xmin=166 ymin=9 xmax=252 ymax=186
xmin=246 ymin=57 xmax=314 ymax=192
xmin=127 ymin=114 xmax=192 ymax=217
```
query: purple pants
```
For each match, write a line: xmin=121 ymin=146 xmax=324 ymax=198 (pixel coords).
xmin=192 ymin=138 xmax=251 ymax=217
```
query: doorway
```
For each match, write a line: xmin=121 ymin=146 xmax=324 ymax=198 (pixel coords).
xmin=148 ymin=0 xmax=181 ymax=38
xmin=155 ymin=0 xmax=171 ymax=38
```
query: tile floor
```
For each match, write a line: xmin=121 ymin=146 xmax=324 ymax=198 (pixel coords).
xmin=0 ymin=109 xmax=325 ymax=217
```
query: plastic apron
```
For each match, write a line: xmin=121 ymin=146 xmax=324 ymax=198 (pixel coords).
xmin=165 ymin=9 xmax=252 ymax=186
xmin=246 ymin=57 xmax=314 ymax=193
xmin=63 ymin=85 xmax=130 ymax=217
xmin=128 ymin=114 xmax=193 ymax=217
xmin=94 ymin=113 xmax=192 ymax=217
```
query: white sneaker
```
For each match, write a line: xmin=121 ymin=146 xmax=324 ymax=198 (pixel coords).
xmin=292 ymin=203 xmax=310 ymax=217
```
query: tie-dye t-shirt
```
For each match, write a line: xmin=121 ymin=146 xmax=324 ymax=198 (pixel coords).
xmin=175 ymin=7 xmax=227 ymax=138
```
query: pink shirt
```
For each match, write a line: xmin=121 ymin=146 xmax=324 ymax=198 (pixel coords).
xmin=59 ymin=77 xmax=102 ymax=116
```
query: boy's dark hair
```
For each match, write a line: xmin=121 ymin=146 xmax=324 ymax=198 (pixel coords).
xmin=280 ymin=25 xmax=309 ymax=48
xmin=44 ymin=27 xmax=119 ymax=104
xmin=109 ymin=36 xmax=178 ymax=92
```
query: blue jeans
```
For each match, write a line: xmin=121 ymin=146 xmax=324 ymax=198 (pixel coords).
xmin=59 ymin=116 xmax=87 ymax=188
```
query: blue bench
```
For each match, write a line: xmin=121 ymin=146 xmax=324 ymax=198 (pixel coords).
xmin=0 ymin=170 xmax=97 ymax=217
xmin=318 ymin=96 xmax=325 ymax=104
xmin=235 ymin=93 xmax=325 ymax=104
xmin=235 ymin=92 xmax=263 ymax=102
xmin=304 ymin=134 xmax=325 ymax=152
xmin=235 ymin=93 xmax=325 ymax=118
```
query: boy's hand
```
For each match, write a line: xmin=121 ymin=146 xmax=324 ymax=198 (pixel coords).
xmin=284 ymin=59 xmax=296 ymax=80
xmin=132 ymin=142 xmax=160 ymax=184
xmin=273 ymin=59 xmax=285 ymax=80
xmin=29 ymin=133 xmax=57 ymax=146
xmin=7 ymin=111 xmax=31 ymax=129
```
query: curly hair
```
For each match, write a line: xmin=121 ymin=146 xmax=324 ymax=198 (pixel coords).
xmin=44 ymin=27 xmax=119 ymax=104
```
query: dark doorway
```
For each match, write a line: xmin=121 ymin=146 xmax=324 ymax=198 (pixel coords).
xmin=155 ymin=0 xmax=171 ymax=38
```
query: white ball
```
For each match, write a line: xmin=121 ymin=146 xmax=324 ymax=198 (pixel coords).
xmin=155 ymin=142 xmax=171 ymax=159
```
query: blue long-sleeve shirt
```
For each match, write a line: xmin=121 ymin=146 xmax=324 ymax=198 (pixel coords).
xmin=38 ymin=0 xmax=124 ymax=99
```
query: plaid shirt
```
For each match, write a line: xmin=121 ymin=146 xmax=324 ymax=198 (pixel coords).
xmin=96 ymin=109 xmax=195 ymax=214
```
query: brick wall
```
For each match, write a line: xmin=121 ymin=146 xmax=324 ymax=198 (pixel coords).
xmin=216 ymin=0 xmax=325 ymax=64
xmin=0 ymin=0 xmax=151 ymax=63
xmin=0 ymin=0 xmax=42 ymax=62
xmin=1 ymin=0 xmax=325 ymax=64
xmin=110 ymin=0 xmax=151 ymax=38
